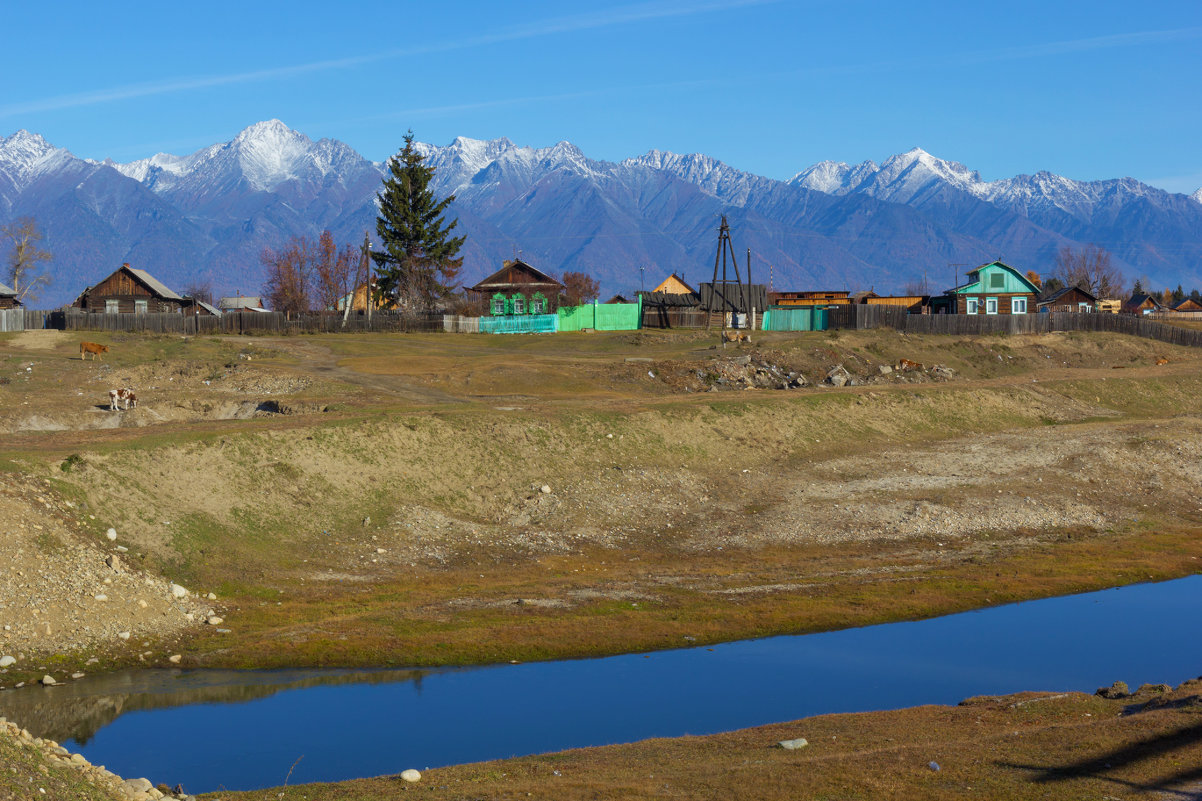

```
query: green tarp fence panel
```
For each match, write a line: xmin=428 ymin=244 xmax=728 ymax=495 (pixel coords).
xmin=558 ymin=300 xmax=642 ymax=331
xmin=479 ymin=314 xmax=559 ymax=334
xmin=762 ymin=306 xmax=828 ymax=332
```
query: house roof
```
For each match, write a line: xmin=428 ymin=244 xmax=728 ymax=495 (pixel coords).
xmin=193 ymin=300 xmax=223 ymax=316
xmin=1172 ymin=297 xmax=1202 ymax=311
xmin=0 ymin=281 xmax=15 ymax=296
xmin=220 ymin=296 xmax=264 ymax=310
xmin=652 ymin=273 xmax=697 ymax=295
xmin=1036 ymin=286 xmax=1097 ymax=306
xmin=948 ymin=261 xmax=1040 ymax=295
xmin=1123 ymin=293 xmax=1163 ymax=310
xmin=470 ymin=259 xmax=564 ymax=292
xmin=127 ymin=267 xmax=182 ymax=300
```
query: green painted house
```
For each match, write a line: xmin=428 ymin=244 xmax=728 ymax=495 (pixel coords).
xmin=468 ymin=259 xmax=565 ymax=316
xmin=945 ymin=261 xmax=1039 ymax=315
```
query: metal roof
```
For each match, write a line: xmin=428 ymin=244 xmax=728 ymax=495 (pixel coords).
xmin=0 ymin=281 xmax=15 ymax=296
xmin=128 ymin=268 xmax=182 ymax=300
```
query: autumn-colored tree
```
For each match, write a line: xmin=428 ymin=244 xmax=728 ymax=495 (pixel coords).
xmin=1025 ymin=270 xmax=1042 ymax=288
xmin=560 ymin=270 xmax=600 ymax=306
xmin=313 ymin=230 xmax=358 ymax=312
xmin=261 ymin=237 xmax=314 ymax=313
xmin=1 ymin=217 xmax=52 ymax=303
xmin=1054 ymin=244 xmax=1124 ymax=298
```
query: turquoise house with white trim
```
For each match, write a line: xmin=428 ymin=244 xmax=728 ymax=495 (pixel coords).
xmin=946 ymin=261 xmax=1039 ymax=315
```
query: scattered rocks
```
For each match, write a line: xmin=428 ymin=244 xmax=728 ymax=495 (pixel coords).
xmin=401 ymin=769 xmax=422 ymax=783
xmin=206 ymin=616 xmax=224 ymax=626
xmin=40 ymin=675 xmax=56 ymax=686
xmin=0 ymin=655 xmax=15 ymax=667
xmin=106 ymin=553 xmax=122 ymax=572
xmin=168 ymin=655 xmax=182 ymax=664
xmin=928 ymin=761 xmax=941 ymax=772
xmin=540 ymin=485 xmax=552 ymax=494
xmin=826 ymin=365 xmax=851 ymax=387
xmin=778 ymin=737 xmax=808 ymax=750
xmin=105 ymin=528 xmax=118 ymax=541
xmin=1096 ymin=680 xmax=1130 ymax=699
xmin=170 ymin=583 xmax=188 ymax=599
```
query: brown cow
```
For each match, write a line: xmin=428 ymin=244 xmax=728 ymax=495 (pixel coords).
xmin=80 ymin=342 xmax=108 ymax=361
xmin=1155 ymin=357 xmax=1169 ymax=365
xmin=721 ymin=330 xmax=751 ymax=344
xmin=897 ymin=358 xmax=924 ymax=371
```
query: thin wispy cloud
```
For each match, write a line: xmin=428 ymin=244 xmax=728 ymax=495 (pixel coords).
xmin=0 ymin=0 xmax=775 ymax=119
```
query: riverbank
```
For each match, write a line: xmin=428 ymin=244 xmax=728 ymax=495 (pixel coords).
xmin=2 ymin=329 xmax=1202 ymax=681
xmin=204 ymin=678 xmax=1202 ymax=800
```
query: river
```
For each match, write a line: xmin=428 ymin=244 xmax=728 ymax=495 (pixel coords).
xmin=2 ymin=575 xmax=1200 ymax=793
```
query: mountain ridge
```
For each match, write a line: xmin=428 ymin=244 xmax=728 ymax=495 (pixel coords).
xmin=2 ymin=121 xmax=1201 ymax=308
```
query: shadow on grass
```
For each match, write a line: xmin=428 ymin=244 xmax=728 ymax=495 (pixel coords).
xmin=1000 ymin=717 xmax=1202 ymax=797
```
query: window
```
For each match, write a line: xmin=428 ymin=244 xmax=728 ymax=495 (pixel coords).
xmin=105 ymin=299 xmax=119 ymax=314
xmin=985 ymin=297 xmax=998 ymax=315
xmin=512 ymin=294 xmax=525 ymax=315
xmin=135 ymin=299 xmax=148 ymax=314
xmin=491 ymin=294 xmax=506 ymax=316
xmin=990 ymin=272 xmax=1005 ymax=289
xmin=966 ymin=298 xmax=980 ymax=314
xmin=530 ymin=293 xmax=546 ymax=315
xmin=1011 ymin=297 xmax=1027 ymax=314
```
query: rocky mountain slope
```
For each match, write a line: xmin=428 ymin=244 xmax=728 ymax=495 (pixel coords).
xmin=2 ymin=122 xmax=1201 ymax=307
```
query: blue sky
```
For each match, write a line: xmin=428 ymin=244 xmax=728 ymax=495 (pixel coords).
xmin=3 ymin=0 xmax=1200 ymax=192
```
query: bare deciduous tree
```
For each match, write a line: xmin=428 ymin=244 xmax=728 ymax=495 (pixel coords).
xmin=1 ymin=217 xmax=52 ymax=303
xmin=1054 ymin=244 xmax=1124 ymax=299
xmin=261 ymin=237 xmax=314 ymax=313
xmin=181 ymin=279 xmax=216 ymax=306
xmin=313 ymin=230 xmax=357 ymax=312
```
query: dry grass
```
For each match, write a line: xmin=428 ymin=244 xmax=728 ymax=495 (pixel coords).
xmin=211 ymin=680 xmax=1202 ymax=801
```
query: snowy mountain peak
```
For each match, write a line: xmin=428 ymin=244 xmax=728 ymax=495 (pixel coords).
xmin=0 ymin=129 xmax=69 ymax=182
xmin=1192 ymin=187 xmax=1202 ymax=204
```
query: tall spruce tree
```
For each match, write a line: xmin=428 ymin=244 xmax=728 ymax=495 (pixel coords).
xmin=373 ymin=131 xmax=464 ymax=310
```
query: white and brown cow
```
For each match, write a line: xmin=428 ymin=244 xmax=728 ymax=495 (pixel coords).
xmin=108 ymin=388 xmax=138 ymax=411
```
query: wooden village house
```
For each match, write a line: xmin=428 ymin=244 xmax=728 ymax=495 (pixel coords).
xmin=469 ymin=259 xmax=565 ymax=315
xmin=1122 ymin=293 xmax=1164 ymax=315
xmin=946 ymin=261 xmax=1039 ymax=315
xmin=1172 ymin=297 xmax=1202 ymax=312
xmin=1036 ymin=285 xmax=1097 ymax=313
xmin=0 ymin=281 xmax=20 ymax=309
xmin=72 ymin=264 xmax=188 ymax=314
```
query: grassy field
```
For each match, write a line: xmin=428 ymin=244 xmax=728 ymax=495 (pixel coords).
xmin=2 ymin=326 xmax=1202 ymax=798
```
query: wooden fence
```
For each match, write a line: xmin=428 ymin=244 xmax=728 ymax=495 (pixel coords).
xmin=49 ymin=310 xmax=446 ymax=335
xmin=827 ymin=307 xmax=1202 ymax=349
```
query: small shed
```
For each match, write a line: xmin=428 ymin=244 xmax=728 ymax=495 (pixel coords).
xmin=1036 ymin=286 xmax=1097 ymax=313
xmin=946 ymin=261 xmax=1039 ymax=315
xmin=469 ymin=259 xmax=565 ymax=316
xmin=1172 ymin=297 xmax=1202 ymax=312
xmin=72 ymin=264 xmax=186 ymax=314
xmin=0 ymin=281 xmax=20 ymax=310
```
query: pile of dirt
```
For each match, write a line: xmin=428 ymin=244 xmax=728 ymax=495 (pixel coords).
xmin=0 ymin=475 xmax=217 ymax=683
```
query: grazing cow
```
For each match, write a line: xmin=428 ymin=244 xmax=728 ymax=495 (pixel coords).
xmin=80 ymin=342 xmax=108 ymax=361
xmin=721 ymin=330 xmax=751 ymax=344
xmin=1155 ymin=357 xmax=1169 ymax=365
xmin=109 ymin=388 xmax=137 ymax=411
xmin=897 ymin=358 xmax=924 ymax=371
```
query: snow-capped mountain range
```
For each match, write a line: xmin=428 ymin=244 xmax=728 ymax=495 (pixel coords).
xmin=2 ymin=119 xmax=1200 ymax=308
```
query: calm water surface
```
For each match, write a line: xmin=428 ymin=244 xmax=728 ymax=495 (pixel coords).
xmin=3 ymin=576 xmax=1200 ymax=793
